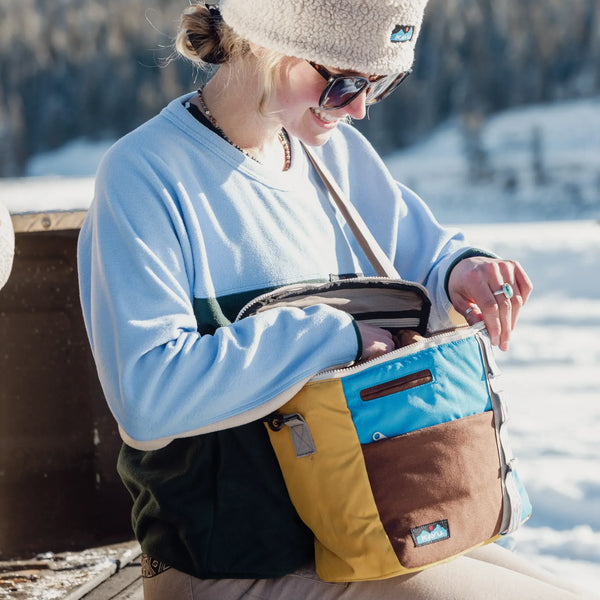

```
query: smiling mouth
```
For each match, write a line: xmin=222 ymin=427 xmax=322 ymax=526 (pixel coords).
xmin=310 ymin=107 xmax=339 ymax=124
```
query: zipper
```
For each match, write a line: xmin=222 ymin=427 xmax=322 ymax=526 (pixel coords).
xmin=234 ymin=276 xmax=429 ymax=322
xmin=312 ymin=321 xmax=486 ymax=381
xmin=360 ymin=369 xmax=433 ymax=401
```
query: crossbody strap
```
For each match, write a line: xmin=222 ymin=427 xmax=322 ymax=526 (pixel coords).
xmin=301 ymin=142 xmax=401 ymax=279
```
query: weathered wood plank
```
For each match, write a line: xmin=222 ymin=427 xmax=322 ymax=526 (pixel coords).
xmin=0 ymin=541 xmax=141 ymax=600
xmin=11 ymin=210 xmax=87 ymax=232
xmin=82 ymin=561 xmax=143 ymax=600
xmin=62 ymin=543 xmax=142 ymax=600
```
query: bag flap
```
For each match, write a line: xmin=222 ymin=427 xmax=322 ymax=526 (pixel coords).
xmin=236 ymin=278 xmax=431 ymax=336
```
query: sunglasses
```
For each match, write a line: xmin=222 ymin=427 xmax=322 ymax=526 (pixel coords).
xmin=308 ymin=61 xmax=412 ymax=110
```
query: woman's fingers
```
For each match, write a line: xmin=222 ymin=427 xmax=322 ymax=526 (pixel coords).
xmin=355 ymin=322 xmax=395 ymax=361
xmin=448 ymin=257 xmax=533 ymax=351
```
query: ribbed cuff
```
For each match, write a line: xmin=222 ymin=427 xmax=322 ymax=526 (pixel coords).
xmin=350 ymin=317 xmax=363 ymax=363
xmin=443 ymin=248 xmax=498 ymax=300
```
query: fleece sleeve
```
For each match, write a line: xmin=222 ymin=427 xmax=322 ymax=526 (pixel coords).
xmin=77 ymin=157 xmax=359 ymax=451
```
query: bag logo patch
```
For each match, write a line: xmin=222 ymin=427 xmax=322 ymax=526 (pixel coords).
xmin=411 ymin=520 xmax=450 ymax=546
xmin=391 ymin=25 xmax=415 ymax=43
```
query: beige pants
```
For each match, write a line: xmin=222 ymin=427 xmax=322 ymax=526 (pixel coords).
xmin=142 ymin=543 xmax=595 ymax=600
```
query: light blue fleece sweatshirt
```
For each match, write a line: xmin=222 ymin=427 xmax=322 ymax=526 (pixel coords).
xmin=78 ymin=92 xmax=477 ymax=450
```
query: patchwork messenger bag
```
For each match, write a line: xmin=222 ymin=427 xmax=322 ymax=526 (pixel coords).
xmin=236 ymin=147 xmax=532 ymax=583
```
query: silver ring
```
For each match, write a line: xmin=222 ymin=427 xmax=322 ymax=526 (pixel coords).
xmin=464 ymin=307 xmax=474 ymax=316
xmin=493 ymin=282 xmax=514 ymax=299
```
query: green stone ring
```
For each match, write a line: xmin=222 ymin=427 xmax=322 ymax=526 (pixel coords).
xmin=493 ymin=282 xmax=514 ymax=299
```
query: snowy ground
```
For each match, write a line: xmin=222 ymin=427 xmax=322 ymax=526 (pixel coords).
xmin=1 ymin=97 xmax=599 ymax=594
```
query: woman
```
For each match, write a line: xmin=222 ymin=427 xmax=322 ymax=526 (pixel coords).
xmin=78 ymin=1 xmax=589 ymax=598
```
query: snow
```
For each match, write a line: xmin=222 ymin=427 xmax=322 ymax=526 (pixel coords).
xmin=1 ymin=97 xmax=599 ymax=594
xmin=26 ymin=138 xmax=114 ymax=179
xmin=386 ymin=97 xmax=600 ymax=224
xmin=0 ymin=176 xmax=94 ymax=214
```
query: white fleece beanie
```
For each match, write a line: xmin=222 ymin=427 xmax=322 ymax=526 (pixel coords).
xmin=0 ymin=201 xmax=14 ymax=290
xmin=219 ymin=0 xmax=428 ymax=75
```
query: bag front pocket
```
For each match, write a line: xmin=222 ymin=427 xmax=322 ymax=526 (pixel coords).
xmin=361 ymin=410 xmax=504 ymax=569
xmin=342 ymin=335 xmax=493 ymax=444
xmin=359 ymin=369 xmax=433 ymax=401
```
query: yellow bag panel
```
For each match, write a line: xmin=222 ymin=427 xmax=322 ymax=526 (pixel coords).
xmin=265 ymin=378 xmax=402 ymax=582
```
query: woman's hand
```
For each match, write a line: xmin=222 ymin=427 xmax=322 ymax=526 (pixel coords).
xmin=356 ymin=322 xmax=395 ymax=362
xmin=447 ymin=256 xmax=533 ymax=351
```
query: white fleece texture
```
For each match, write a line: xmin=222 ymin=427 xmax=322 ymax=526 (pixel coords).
xmin=220 ymin=0 xmax=428 ymax=74
xmin=0 ymin=201 xmax=14 ymax=289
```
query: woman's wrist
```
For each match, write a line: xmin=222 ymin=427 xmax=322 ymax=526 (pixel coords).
xmin=444 ymin=248 xmax=497 ymax=301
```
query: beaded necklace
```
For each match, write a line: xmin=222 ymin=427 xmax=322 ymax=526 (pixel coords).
xmin=196 ymin=89 xmax=292 ymax=171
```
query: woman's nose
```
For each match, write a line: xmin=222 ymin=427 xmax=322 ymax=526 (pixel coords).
xmin=344 ymin=91 xmax=368 ymax=120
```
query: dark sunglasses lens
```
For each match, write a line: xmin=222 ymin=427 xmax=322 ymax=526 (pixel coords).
xmin=366 ymin=70 xmax=411 ymax=104
xmin=321 ymin=77 xmax=368 ymax=109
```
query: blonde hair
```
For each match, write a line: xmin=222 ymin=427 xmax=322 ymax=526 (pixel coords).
xmin=176 ymin=4 xmax=247 ymax=66
xmin=175 ymin=3 xmax=284 ymax=114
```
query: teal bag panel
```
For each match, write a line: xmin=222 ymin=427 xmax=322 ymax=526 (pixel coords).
xmin=342 ymin=336 xmax=493 ymax=444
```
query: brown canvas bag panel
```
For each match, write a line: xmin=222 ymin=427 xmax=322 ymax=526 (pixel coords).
xmin=362 ymin=411 xmax=503 ymax=568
